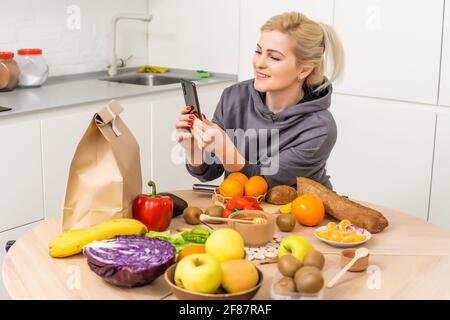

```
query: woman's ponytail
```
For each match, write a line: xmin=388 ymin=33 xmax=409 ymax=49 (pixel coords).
xmin=316 ymin=22 xmax=345 ymax=92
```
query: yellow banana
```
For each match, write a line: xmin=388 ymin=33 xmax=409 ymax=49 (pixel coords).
xmin=49 ymin=218 xmax=148 ymax=258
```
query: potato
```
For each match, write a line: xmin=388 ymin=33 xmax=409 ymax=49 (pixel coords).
xmin=266 ymin=185 xmax=298 ymax=205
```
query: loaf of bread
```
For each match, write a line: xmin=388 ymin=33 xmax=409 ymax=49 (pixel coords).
xmin=297 ymin=177 xmax=389 ymax=233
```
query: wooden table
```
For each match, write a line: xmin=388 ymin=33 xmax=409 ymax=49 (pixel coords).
xmin=3 ymin=190 xmax=450 ymax=299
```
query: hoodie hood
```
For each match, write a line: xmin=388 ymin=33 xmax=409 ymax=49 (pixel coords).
xmin=250 ymin=79 xmax=333 ymax=125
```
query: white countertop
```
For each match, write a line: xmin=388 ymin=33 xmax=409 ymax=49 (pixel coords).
xmin=0 ymin=67 xmax=236 ymax=119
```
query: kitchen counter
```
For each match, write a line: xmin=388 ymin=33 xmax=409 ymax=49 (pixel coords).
xmin=3 ymin=190 xmax=450 ymax=300
xmin=0 ymin=68 xmax=236 ymax=119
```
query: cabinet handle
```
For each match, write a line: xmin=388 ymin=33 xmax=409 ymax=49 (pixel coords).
xmin=5 ymin=240 xmax=15 ymax=252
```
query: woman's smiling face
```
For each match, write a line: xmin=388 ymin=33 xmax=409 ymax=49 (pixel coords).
xmin=252 ymin=30 xmax=302 ymax=93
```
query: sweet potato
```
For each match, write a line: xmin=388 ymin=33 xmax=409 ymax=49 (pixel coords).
xmin=297 ymin=177 xmax=389 ymax=233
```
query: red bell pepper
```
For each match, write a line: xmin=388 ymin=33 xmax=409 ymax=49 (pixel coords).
xmin=133 ymin=180 xmax=173 ymax=231
xmin=223 ymin=196 xmax=263 ymax=218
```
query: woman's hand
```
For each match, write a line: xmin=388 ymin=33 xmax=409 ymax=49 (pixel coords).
xmin=175 ymin=106 xmax=203 ymax=166
xmin=191 ymin=114 xmax=223 ymax=153
xmin=192 ymin=114 xmax=245 ymax=171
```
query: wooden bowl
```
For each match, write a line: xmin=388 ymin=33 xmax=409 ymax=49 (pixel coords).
xmin=227 ymin=210 xmax=275 ymax=247
xmin=164 ymin=264 xmax=263 ymax=300
xmin=340 ymin=249 xmax=370 ymax=272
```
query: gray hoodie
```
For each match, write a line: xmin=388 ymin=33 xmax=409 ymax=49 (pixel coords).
xmin=186 ymin=79 xmax=337 ymax=190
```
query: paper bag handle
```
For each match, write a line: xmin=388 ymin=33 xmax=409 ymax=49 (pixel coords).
xmin=96 ymin=100 xmax=124 ymax=136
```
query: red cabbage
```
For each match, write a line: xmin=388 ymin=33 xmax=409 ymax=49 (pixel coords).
xmin=83 ymin=235 xmax=176 ymax=287
xmin=346 ymin=225 xmax=366 ymax=234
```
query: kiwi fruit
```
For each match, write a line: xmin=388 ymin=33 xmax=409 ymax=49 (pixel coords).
xmin=277 ymin=254 xmax=303 ymax=277
xmin=276 ymin=214 xmax=296 ymax=232
xmin=274 ymin=277 xmax=296 ymax=293
xmin=303 ymin=250 xmax=325 ymax=270
xmin=204 ymin=205 xmax=224 ymax=224
xmin=182 ymin=207 xmax=203 ymax=225
xmin=294 ymin=266 xmax=324 ymax=294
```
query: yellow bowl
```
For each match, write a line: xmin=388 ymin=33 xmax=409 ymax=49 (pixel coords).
xmin=164 ymin=264 xmax=263 ymax=300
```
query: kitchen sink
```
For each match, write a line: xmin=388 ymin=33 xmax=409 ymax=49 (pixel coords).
xmin=99 ymin=74 xmax=196 ymax=86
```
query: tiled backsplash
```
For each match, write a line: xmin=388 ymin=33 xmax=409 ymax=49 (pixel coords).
xmin=0 ymin=0 xmax=149 ymax=76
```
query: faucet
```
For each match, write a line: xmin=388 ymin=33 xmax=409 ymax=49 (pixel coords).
xmin=108 ymin=13 xmax=153 ymax=77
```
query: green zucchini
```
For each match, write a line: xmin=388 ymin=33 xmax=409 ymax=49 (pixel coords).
xmin=157 ymin=192 xmax=189 ymax=217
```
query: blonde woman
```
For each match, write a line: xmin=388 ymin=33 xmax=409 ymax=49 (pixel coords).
xmin=175 ymin=12 xmax=344 ymax=190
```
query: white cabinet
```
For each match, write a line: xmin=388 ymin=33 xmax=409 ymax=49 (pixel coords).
xmin=150 ymin=83 xmax=231 ymax=192
xmin=41 ymin=111 xmax=94 ymax=219
xmin=0 ymin=221 xmax=42 ymax=299
xmin=119 ymin=101 xmax=152 ymax=191
xmin=239 ymin=0 xmax=334 ymax=80
xmin=41 ymin=100 xmax=152 ymax=220
xmin=429 ymin=111 xmax=450 ymax=230
xmin=0 ymin=121 xmax=44 ymax=232
xmin=439 ymin=3 xmax=450 ymax=106
xmin=327 ymin=94 xmax=436 ymax=221
xmin=333 ymin=0 xmax=443 ymax=104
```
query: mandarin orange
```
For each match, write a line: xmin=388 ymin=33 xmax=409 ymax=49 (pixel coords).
xmin=244 ymin=176 xmax=268 ymax=197
xmin=291 ymin=194 xmax=325 ymax=227
xmin=219 ymin=178 xmax=244 ymax=197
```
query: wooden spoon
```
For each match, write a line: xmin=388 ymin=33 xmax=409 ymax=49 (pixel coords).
xmin=326 ymin=248 xmax=370 ymax=288
xmin=199 ymin=214 xmax=267 ymax=224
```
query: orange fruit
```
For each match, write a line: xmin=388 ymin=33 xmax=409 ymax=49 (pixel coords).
xmin=226 ymin=172 xmax=249 ymax=186
xmin=244 ymin=176 xmax=268 ymax=197
xmin=177 ymin=245 xmax=205 ymax=261
xmin=338 ymin=219 xmax=352 ymax=231
xmin=291 ymin=194 xmax=325 ymax=227
xmin=219 ymin=178 xmax=244 ymax=197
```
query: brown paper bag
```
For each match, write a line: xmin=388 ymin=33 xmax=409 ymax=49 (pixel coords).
xmin=61 ymin=100 xmax=142 ymax=230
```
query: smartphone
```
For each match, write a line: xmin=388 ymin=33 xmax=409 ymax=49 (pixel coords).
xmin=180 ymin=79 xmax=202 ymax=119
xmin=0 ymin=106 xmax=12 ymax=112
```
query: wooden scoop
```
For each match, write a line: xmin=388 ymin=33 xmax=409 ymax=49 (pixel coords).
xmin=199 ymin=214 xmax=267 ymax=225
xmin=327 ymin=248 xmax=370 ymax=288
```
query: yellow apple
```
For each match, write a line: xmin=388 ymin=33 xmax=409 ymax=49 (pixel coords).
xmin=278 ymin=235 xmax=313 ymax=262
xmin=205 ymin=228 xmax=245 ymax=263
xmin=174 ymin=253 xmax=222 ymax=294
xmin=221 ymin=259 xmax=259 ymax=293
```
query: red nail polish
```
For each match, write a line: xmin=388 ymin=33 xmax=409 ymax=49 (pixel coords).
xmin=188 ymin=121 xmax=193 ymax=126
xmin=201 ymin=114 xmax=206 ymax=120
xmin=189 ymin=115 xmax=195 ymax=120
xmin=186 ymin=106 xmax=192 ymax=111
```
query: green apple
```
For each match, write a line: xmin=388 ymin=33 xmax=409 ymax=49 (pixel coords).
xmin=174 ymin=255 xmax=191 ymax=288
xmin=174 ymin=253 xmax=222 ymax=294
xmin=278 ymin=235 xmax=313 ymax=262
xmin=205 ymin=228 xmax=245 ymax=263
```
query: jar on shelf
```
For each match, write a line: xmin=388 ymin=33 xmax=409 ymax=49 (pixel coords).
xmin=0 ymin=51 xmax=19 ymax=92
xmin=16 ymin=48 xmax=49 ymax=87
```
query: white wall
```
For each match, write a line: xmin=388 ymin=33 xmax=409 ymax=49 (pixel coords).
xmin=147 ymin=0 xmax=240 ymax=74
xmin=0 ymin=0 xmax=149 ymax=76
